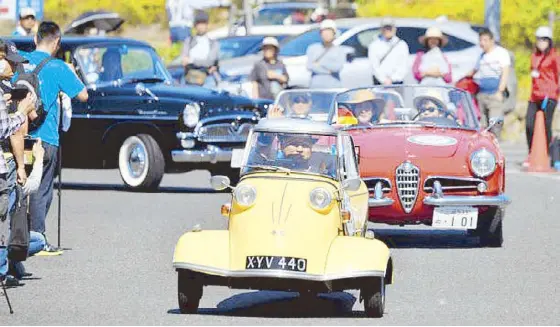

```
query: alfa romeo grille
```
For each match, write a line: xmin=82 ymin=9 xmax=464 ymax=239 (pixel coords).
xmin=198 ymin=123 xmax=253 ymax=143
xmin=395 ymin=161 xmax=420 ymax=213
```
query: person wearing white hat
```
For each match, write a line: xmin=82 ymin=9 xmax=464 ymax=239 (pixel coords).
xmin=412 ymin=27 xmax=453 ymax=85
xmin=367 ymin=17 xmax=410 ymax=85
xmin=12 ymin=7 xmax=37 ymax=37
xmin=525 ymin=26 xmax=559 ymax=167
xmin=306 ymin=19 xmax=347 ymax=88
xmin=249 ymin=36 xmax=289 ymax=100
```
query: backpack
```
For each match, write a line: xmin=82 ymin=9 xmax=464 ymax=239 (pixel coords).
xmin=14 ymin=56 xmax=54 ymax=132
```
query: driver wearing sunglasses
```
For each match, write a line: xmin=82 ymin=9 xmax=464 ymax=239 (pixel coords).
xmin=289 ymin=93 xmax=312 ymax=118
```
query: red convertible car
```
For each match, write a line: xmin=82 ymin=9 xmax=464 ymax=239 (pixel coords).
xmin=330 ymin=86 xmax=511 ymax=247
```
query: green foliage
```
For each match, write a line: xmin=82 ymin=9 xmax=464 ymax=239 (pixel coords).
xmin=155 ymin=42 xmax=183 ymax=65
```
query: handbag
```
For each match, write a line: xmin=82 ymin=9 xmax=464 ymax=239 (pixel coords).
xmin=184 ymin=66 xmax=208 ymax=86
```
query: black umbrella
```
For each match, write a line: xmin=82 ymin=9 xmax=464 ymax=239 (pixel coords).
xmin=63 ymin=10 xmax=125 ymax=35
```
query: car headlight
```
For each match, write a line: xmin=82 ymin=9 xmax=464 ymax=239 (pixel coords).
xmin=183 ymin=103 xmax=200 ymax=128
xmin=470 ymin=149 xmax=497 ymax=178
xmin=309 ymin=188 xmax=333 ymax=210
xmin=234 ymin=184 xmax=257 ymax=207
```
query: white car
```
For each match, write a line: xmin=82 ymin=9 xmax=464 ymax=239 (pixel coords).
xmin=207 ymin=1 xmax=319 ymax=39
xmin=219 ymin=17 xmax=517 ymax=109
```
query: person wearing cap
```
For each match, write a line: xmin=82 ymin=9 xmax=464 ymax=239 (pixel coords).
xmin=306 ymin=19 xmax=347 ymax=89
xmin=412 ymin=27 xmax=452 ymax=85
xmin=525 ymin=26 xmax=559 ymax=166
xmin=180 ymin=11 xmax=219 ymax=86
xmin=12 ymin=8 xmax=37 ymax=37
xmin=467 ymin=28 xmax=511 ymax=138
xmin=249 ymin=36 xmax=289 ymax=100
xmin=368 ymin=17 xmax=410 ymax=85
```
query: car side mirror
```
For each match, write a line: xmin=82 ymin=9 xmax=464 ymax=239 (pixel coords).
xmin=485 ymin=116 xmax=504 ymax=132
xmin=342 ymin=178 xmax=361 ymax=192
xmin=210 ymin=175 xmax=231 ymax=191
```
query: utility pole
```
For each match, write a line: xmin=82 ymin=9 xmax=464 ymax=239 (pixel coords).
xmin=549 ymin=10 xmax=559 ymax=33
xmin=243 ymin=0 xmax=253 ymax=35
xmin=484 ymin=0 xmax=501 ymax=42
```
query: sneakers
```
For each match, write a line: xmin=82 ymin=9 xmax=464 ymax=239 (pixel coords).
xmin=554 ymin=161 xmax=560 ymax=171
xmin=522 ymin=158 xmax=530 ymax=168
xmin=4 ymin=275 xmax=25 ymax=287
xmin=35 ymin=242 xmax=63 ymax=256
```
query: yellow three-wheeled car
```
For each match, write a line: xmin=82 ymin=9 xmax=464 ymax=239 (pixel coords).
xmin=173 ymin=118 xmax=393 ymax=317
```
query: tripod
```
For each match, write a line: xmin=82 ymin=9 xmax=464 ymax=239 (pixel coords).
xmin=1 ymin=275 xmax=14 ymax=314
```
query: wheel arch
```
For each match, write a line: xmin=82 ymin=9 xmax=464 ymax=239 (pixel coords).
xmin=101 ymin=122 xmax=167 ymax=167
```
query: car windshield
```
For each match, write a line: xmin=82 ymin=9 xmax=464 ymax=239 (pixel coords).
xmin=332 ymin=86 xmax=479 ymax=130
xmin=253 ymin=7 xmax=315 ymax=26
xmin=242 ymin=131 xmax=338 ymax=179
xmin=270 ymin=89 xmax=345 ymax=122
xmin=75 ymin=45 xmax=172 ymax=86
xmin=279 ymin=27 xmax=349 ymax=57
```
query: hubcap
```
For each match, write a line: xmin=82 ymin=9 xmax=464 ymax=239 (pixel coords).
xmin=128 ymin=143 xmax=146 ymax=178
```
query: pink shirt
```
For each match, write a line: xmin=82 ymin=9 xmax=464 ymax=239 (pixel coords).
xmin=412 ymin=51 xmax=453 ymax=84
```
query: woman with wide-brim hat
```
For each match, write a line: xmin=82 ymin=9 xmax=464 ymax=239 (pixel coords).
xmin=340 ymin=89 xmax=386 ymax=125
xmin=412 ymin=27 xmax=453 ymax=85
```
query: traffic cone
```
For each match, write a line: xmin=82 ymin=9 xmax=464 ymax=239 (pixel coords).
xmin=526 ymin=110 xmax=554 ymax=173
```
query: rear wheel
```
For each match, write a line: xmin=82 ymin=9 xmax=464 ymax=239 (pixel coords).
xmin=361 ymin=277 xmax=385 ymax=318
xmin=118 ymin=134 xmax=164 ymax=191
xmin=178 ymin=270 xmax=203 ymax=314
xmin=471 ymin=207 xmax=504 ymax=248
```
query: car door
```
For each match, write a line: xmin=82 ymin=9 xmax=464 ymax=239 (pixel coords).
xmin=340 ymin=134 xmax=369 ymax=235
xmin=340 ymin=28 xmax=380 ymax=88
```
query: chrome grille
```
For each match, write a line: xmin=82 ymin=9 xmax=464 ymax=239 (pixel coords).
xmin=197 ymin=123 xmax=253 ymax=143
xmin=395 ymin=161 xmax=419 ymax=213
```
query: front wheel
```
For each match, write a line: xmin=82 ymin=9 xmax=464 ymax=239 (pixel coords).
xmin=470 ymin=207 xmax=504 ymax=248
xmin=118 ymin=134 xmax=164 ymax=191
xmin=178 ymin=270 xmax=203 ymax=314
xmin=361 ymin=277 xmax=385 ymax=318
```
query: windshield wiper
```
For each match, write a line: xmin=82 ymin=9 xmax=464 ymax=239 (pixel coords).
xmin=245 ymin=165 xmax=291 ymax=174
xmin=122 ymin=77 xmax=165 ymax=85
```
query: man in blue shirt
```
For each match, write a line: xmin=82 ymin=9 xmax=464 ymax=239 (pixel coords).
xmin=21 ymin=22 xmax=88 ymax=253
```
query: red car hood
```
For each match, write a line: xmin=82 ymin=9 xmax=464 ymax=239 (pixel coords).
xmin=350 ymin=127 xmax=472 ymax=160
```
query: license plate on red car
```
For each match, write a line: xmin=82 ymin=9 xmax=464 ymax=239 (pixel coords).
xmin=246 ymin=256 xmax=307 ymax=272
xmin=432 ymin=206 xmax=478 ymax=229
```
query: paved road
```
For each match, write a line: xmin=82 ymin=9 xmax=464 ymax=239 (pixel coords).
xmin=1 ymin=143 xmax=559 ymax=325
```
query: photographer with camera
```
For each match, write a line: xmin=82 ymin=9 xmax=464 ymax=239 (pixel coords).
xmin=0 ymin=40 xmax=36 ymax=286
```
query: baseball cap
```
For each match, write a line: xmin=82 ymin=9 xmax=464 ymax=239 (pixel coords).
xmin=380 ymin=17 xmax=396 ymax=28
xmin=262 ymin=36 xmax=279 ymax=48
xmin=320 ymin=19 xmax=337 ymax=32
xmin=194 ymin=11 xmax=209 ymax=24
xmin=536 ymin=26 xmax=553 ymax=39
xmin=0 ymin=40 xmax=28 ymax=64
xmin=19 ymin=7 xmax=36 ymax=19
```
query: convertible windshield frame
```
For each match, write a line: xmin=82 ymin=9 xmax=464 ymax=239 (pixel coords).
xmin=239 ymin=129 xmax=342 ymax=181
xmin=330 ymin=85 xmax=481 ymax=131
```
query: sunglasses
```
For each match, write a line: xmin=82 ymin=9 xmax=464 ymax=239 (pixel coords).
xmin=537 ymin=37 xmax=549 ymax=42
xmin=293 ymin=96 xmax=311 ymax=104
xmin=420 ymin=106 xmax=439 ymax=113
xmin=382 ymin=25 xmax=394 ymax=30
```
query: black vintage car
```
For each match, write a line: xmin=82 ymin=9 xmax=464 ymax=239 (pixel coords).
xmin=10 ymin=37 xmax=272 ymax=190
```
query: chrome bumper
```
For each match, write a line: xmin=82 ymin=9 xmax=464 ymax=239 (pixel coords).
xmin=368 ymin=198 xmax=394 ymax=207
xmin=173 ymin=262 xmax=385 ymax=281
xmin=423 ymin=194 xmax=511 ymax=207
xmin=171 ymin=145 xmax=232 ymax=164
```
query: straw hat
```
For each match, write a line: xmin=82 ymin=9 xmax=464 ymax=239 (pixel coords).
xmin=342 ymin=89 xmax=385 ymax=111
xmin=418 ymin=27 xmax=448 ymax=47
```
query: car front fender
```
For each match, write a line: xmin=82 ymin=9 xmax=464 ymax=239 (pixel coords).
xmin=173 ymin=230 xmax=230 ymax=274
